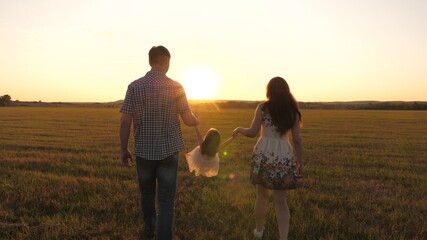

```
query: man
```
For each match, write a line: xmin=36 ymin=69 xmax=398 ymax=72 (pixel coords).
xmin=120 ymin=46 xmax=199 ymax=239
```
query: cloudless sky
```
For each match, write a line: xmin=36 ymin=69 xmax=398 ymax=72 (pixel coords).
xmin=1 ymin=0 xmax=426 ymax=102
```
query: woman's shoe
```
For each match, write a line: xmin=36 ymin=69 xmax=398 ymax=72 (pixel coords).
xmin=253 ymin=227 xmax=264 ymax=239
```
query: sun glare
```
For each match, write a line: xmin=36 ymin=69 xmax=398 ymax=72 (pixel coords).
xmin=180 ymin=66 xmax=219 ymax=100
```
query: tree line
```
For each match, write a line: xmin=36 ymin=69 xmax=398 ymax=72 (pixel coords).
xmin=190 ymin=101 xmax=427 ymax=110
xmin=1 ymin=95 xmax=426 ymax=110
xmin=0 ymin=95 xmax=11 ymax=106
xmin=298 ymin=101 xmax=427 ymax=110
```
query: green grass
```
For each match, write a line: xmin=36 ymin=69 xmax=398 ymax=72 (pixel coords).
xmin=0 ymin=107 xmax=426 ymax=239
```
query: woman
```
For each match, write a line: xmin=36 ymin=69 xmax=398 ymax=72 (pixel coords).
xmin=232 ymin=76 xmax=303 ymax=240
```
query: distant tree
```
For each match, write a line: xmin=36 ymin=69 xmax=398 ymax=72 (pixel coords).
xmin=0 ymin=95 xmax=12 ymax=106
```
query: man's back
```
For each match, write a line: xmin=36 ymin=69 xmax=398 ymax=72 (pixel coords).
xmin=120 ymin=70 xmax=190 ymax=160
xmin=119 ymin=45 xmax=200 ymax=240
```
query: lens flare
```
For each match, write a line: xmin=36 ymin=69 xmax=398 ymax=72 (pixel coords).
xmin=228 ymin=173 xmax=236 ymax=180
xmin=223 ymin=151 xmax=228 ymax=156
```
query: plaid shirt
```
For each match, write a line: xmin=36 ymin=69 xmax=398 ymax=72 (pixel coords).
xmin=120 ymin=70 xmax=190 ymax=160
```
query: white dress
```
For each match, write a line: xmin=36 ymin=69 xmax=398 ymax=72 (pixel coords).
xmin=185 ymin=146 xmax=220 ymax=177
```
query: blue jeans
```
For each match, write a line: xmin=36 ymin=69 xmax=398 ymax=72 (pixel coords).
xmin=136 ymin=153 xmax=178 ymax=240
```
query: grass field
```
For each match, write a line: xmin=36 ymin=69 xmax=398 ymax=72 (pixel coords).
xmin=1 ymin=107 xmax=426 ymax=240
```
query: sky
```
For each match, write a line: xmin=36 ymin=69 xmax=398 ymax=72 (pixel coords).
xmin=1 ymin=0 xmax=426 ymax=102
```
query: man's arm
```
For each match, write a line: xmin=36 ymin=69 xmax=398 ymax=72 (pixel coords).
xmin=120 ymin=113 xmax=133 ymax=166
xmin=180 ymin=111 xmax=199 ymax=127
xmin=176 ymin=83 xmax=199 ymax=127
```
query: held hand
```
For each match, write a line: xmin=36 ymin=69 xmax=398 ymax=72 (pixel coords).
xmin=232 ymin=127 xmax=241 ymax=138
xmin=120 ymin=150 xmax=133 ymax=167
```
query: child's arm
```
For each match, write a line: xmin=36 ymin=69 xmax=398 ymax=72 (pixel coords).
xmin=218 ymin=137 xmax=234 ymax=151
xmin=195 ymin=125 xmax=204 ymax=145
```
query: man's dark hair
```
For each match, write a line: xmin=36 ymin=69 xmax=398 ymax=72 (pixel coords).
xmin=149 ymin=46 xmax=171 ymax=66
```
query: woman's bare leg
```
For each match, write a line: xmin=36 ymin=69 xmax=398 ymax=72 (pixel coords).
xmin=273 ymin=190 xmax=290 ymax=240
xmin=254 ymin=185 xmax=270 ymax=231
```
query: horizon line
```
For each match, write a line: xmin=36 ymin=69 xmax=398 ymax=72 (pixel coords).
xmin=8 ymin=99 xmax=427 ymax=104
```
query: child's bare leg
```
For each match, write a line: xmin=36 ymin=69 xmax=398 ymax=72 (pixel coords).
xmin=273 ymin=190 xmax=290 ymax=240
xmin=254 ymin=185 xmax=270 ymax=231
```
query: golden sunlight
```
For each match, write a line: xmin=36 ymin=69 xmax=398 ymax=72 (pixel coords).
xmin=180 ymin=66 xmax=219 ymax=100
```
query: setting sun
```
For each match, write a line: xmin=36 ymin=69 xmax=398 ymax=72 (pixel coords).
xmin=179 ymin=66 xmax=219 ymax=100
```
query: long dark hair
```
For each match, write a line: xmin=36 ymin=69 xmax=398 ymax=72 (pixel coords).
xmin=200 ymin=128 xmax=221 ymax=157
xmin=265 ymin=77 xmax=302 ymax=135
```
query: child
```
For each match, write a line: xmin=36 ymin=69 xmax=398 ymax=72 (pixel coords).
xmin=186 ymin=126 xmax=231 ymax=177
xmin=232 ymin=76 xmax=303 ymax=240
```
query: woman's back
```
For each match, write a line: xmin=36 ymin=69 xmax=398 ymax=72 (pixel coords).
xmin=260 ymin=105 xmax=290 ymax=140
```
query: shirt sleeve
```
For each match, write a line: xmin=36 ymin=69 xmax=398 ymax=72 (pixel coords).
xmin=176 ymin=83 xmax=190 ymax=114
xmin=120 ymin=85 xmax=133 ymax=114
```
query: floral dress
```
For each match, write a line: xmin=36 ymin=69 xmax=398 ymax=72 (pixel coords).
xmin=250 ymin=107 xmax=298 ymax=189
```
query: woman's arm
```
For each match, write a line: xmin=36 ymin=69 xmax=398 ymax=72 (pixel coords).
xmin=291 ymin=115 xmax=304 ymax=177
xmin=232 ymin=103 xmax=263 ymax=138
